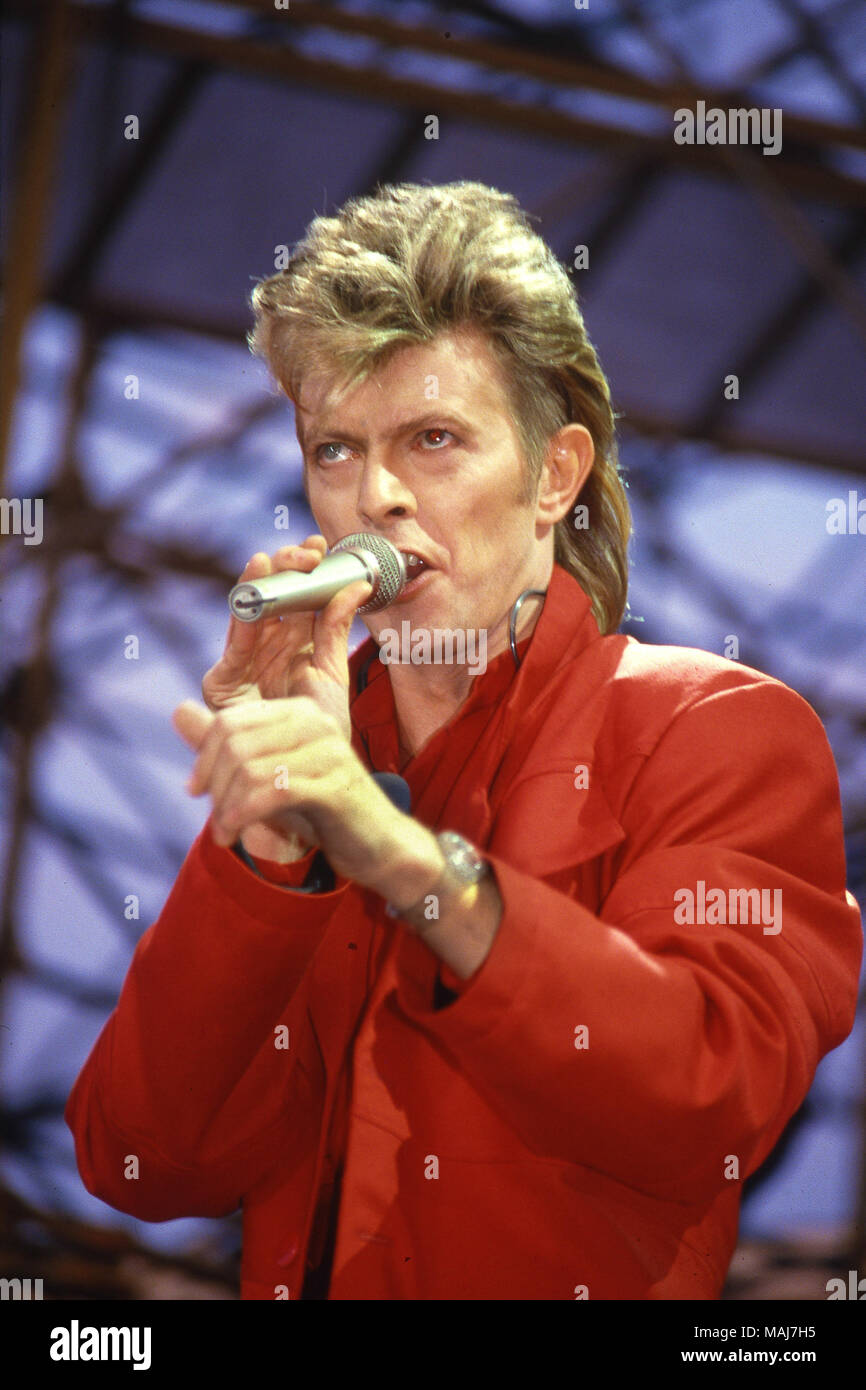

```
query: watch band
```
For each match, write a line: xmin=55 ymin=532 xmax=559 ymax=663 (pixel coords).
xmin=385 ymin=831 xmax=489 ymax=931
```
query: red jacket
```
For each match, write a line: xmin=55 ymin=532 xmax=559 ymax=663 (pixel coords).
xmin=66 ymin=564 xmax=862 ymax=1299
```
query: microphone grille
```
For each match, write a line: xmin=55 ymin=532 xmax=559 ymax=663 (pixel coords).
xmin=328 ymin=533 xmax=407 ymax=612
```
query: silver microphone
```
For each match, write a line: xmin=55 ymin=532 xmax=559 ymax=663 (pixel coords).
xmin=228 ymin=533 xmax=407 ymax=622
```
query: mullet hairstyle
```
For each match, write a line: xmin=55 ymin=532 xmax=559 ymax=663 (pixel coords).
xmin=248 ymin=182 xmax=631 ymax=633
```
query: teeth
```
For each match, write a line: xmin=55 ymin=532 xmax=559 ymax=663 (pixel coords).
xmin=406 ymin=553 xmax=424 ymax=567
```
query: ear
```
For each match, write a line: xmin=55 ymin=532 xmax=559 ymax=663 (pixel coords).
xmin=535 ymin=423 xmax=594 ymax=526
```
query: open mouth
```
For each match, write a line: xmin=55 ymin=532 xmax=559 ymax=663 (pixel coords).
xmin=395 ymin=551 xmax=436 ymax=598
xmin=403 ymin=552 xmax=430 ymax=574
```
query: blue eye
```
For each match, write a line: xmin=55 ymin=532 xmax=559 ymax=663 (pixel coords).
xmin=317 ymin=442 xmax=350 ymax=463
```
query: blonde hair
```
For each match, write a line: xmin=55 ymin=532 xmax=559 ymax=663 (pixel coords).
xmin=249 ymin=181 xmax=631 ymax=633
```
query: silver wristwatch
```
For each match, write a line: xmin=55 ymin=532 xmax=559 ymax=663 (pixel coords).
xmin=385 ymin=831 xmax=489 ymax=926
xmin=436 ymin=831 xmax=488 ymax=887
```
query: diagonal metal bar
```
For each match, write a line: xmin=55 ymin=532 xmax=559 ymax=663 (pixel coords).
xmin=248 ymin=0 xmax=866 ymax=154
xmin=611 ymin=0 xmax=866 ymax=441
xmin=772 ymin=0 xmax=866 ymax=122
xmin=562 ymin=156 xmax=664 ymax=273
xmin=7 ymin=1 xmax=866 ymax=207
xmin=688 ymin=214 xmax=866 ymax=435
xmin=355 ymin=114 xmax=426 ymax=198
xmin=54 ymin=61 xmax=210 ymax=301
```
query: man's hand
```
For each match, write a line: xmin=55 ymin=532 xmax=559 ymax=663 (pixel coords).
xmin=199 ymin=537 xmax=371 ymax=861
xmin=172 ymin=697 xmax=443 ymax=903
xmin=204 ymin=535 xmax=371 ymax=736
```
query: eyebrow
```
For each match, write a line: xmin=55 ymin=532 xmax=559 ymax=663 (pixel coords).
xmin=301 ymin=411 xmax=476 ymax=449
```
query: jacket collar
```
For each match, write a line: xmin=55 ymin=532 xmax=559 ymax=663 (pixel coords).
xmin=349 ymin=562 xmax=604 ymax=748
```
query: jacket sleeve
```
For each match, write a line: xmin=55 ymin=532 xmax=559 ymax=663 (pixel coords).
xmin=392 ymin=678 xmax=863 ymax=1203
xmin=65 ymin=822 xmax=350 ymax=1221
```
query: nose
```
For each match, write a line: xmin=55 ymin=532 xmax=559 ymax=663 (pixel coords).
xmin=356 ymin=456 xmax=417 ymax=529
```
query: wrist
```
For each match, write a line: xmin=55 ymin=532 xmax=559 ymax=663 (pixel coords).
xmin=383 ymin=830 xmax=491 ymax=928
xmin=387 ymin=833 xmax=502 ymax=978
xmin=374 ymin=820 xmax=446 ymax=912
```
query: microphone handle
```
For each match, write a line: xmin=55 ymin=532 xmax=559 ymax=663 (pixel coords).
xmin=228 ymin=551 xmax=374 ymax=622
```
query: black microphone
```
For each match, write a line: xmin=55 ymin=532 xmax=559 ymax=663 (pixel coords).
xmin=372 ymin=772 xmax=412 ymax=815
xmin=228 ymin=533 xmax=407 ymax=622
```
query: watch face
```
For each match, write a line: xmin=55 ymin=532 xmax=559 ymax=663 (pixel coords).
xmin=440 ymin=832 xmax=486 ymax=883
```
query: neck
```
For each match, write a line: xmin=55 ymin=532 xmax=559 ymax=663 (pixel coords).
xmin=385 ymin=582 xmax=548 ymax=764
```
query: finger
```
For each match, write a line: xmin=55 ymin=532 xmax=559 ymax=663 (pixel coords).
xmin=219 ymin=552 xmax=273 ymax=666
xmin=210 ymin=753 xmax=288 ymax=845
xmin=211 ymin=755 xmax=329 ymax=846
xmin=216 ymin=545 xmax=320 ymax=681
xmin=203 ymin=723 xmax=294 ymax=817
xmin=271 ymin=542 xmax=325 ymax=573
xmin=186 ymin=708 xmax=240 ymax=795
xmin=239 ymin=550 xmax=272 ymax=581
xmin=311 ymin=579 xmax=373 ymax=675
xmin=189 ymin=698 xmax=324 ymax=795
xmin=173 ymin=700 xmax=214 ymax=753
xmin=258 ymin=544 xmax=328 ymax=640
xmin=204 ymin=708 xmax=338 ymax=808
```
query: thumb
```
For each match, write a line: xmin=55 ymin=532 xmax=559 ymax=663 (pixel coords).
xmin=312 ymin=579 xmax=372 ymax=674
xmin=172 ymin=699 xmax=214 ymax=751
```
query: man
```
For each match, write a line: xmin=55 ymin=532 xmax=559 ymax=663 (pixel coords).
xmin=66 ymin=182 xmax=862 ymax=1300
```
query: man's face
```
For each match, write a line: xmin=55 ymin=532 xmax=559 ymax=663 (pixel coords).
xmin=294 ymin=327 xmax=558 ymax=652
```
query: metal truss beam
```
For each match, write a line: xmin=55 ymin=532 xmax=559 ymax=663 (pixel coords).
xmin=5 ymin=2 xmax=866 ymax=209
